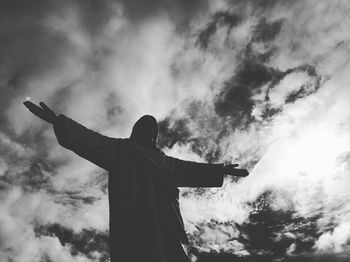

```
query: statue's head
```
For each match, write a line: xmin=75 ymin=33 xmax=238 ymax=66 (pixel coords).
xmin=130 ymin=115 xmax=158 ymax=149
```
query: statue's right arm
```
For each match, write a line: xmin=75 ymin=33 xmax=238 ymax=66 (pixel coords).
xmin=24 ymin=101 xmax=120 ymax=170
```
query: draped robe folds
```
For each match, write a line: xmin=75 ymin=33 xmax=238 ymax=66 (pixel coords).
xmin=53 ymin=115 xmax=225 ymax=262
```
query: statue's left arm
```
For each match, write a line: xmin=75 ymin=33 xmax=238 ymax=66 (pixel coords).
xmin=53 ymin=114 xmax=120 ymax=170
xmin=24 ymin=101 xmax=120 ymax=170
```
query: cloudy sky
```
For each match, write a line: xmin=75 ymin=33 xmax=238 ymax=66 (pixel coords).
xmin=1 ymin=0 xmax=350 ymax=261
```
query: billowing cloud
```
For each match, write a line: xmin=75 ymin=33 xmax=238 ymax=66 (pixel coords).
xmin=1 ymin=0 xmax=350 ymax=261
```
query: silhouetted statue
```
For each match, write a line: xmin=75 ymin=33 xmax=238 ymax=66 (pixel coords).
xmin=24 ymin=101 xmax=249 ymax=262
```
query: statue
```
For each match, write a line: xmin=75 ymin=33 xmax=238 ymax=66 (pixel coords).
xmin=24 ymin=101 xmax=249 ymax=262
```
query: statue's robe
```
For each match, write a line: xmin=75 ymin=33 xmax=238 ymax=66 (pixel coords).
xmin=53 ymin=115 xmax=224 ymax=262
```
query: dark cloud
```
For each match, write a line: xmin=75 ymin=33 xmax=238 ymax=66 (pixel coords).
xmin=214 ymin=17 xmax=323 ymax=122
xmin=158 ymin=105 xmax=224 ymax=163
xmin=158 ymin=116 xmax=192 ymax=148
xmin=214 ymin=60 xmax=281 ymax=122
xmin=240 ymin=190 xmax=321 ymax=257
xmin=188 ymin=137 xmax=222 ymax=163
xmin=61 ymin=192 xmax=99 ymax=205
xmin=252 ymin=18 xmax=284 ymax=43
xmin=196 ymin=12 xmax=282 ymax=50
xmin=197 ymin=11 xmax=241 ymax=49
xmin=35 ymin=223 xmax=109 ymax=261
xmin=284 ymin=65 xmax=322 ymax=104
xmin=191 ymin=189 xmax=334 ymax=261
xmin=0 ymin=158 xmax=53 ymax=191
xmin=213 ymin=17 xmax=285 ymax=121
xmin=196 ymin=14 xmax=322 ymax=128
xmin=285 ymin=85 xmax=315 ymax=104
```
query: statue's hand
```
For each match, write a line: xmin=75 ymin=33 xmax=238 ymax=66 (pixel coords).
xmin=23 ymin=101 xmax=57 ymax=124
xmin=223 ymin=164 xmax=249 ymax=177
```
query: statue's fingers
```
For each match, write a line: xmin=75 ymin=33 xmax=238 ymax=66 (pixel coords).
xmin=28 ymin=105 xmax=42 ymax=115
xmin=39 ymin=102 xmax=50 ymax=110
xmin=39 ymin=102 xmax=55 ymax=114
xmin=27 ymin=106 xmax=42 ymax=116
xmin=24 ymin=101 xmax=41 ymax=111
xmin=23 ymin=101 xmax=37 ymax=108
xmin=235 ymin=169 xmax=248 ymax=177
xmin=23 ymin=101 xmax=45 ymax=116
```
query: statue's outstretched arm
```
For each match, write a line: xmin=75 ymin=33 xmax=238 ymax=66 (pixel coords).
xmin=24 ymin=101 xmax=120 ymax=170
xmin=172 ymin=158 xmax=248 ymax=188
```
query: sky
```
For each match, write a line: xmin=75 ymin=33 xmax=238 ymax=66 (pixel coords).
xmin=1 ymin=0 xmax=350 ymax=261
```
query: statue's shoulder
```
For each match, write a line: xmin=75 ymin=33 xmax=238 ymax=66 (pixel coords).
xmin=117 ymin=138 xmax=132 ymax=147
xmin=121 ymin=138 xmax=147 ymax=152
xmin=105 ymin=138 xmax=131 ymax=151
